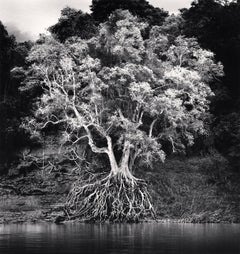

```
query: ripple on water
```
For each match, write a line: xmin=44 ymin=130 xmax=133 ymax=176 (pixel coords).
xmin=0 ymin=223 xmax=239 ymax=254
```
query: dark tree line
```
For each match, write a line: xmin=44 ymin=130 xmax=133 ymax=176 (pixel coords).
xmin=181 ymin=0 xmax=240 ymax=169
xmin=182 ymin=0 xmax=240 ymax=100
xmin=0 ymin=22 xmax=32 ymax=168
xmin=90 ymin=0 xmax=168 ymax=25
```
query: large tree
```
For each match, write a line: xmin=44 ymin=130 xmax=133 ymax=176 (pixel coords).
xmin=22 ymin=10 xmax=223 ymax=222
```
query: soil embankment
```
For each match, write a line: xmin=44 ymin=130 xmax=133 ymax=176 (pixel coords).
xmin=0 ymin=155 xmax=239 ymax=224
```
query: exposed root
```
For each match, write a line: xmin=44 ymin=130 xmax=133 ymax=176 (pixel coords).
xmin=65 ymin=172 xmax=156 ymax=222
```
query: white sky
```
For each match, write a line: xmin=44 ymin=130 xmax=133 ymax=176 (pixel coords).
xmin=0 ymin=0 xmax=193 ymax=41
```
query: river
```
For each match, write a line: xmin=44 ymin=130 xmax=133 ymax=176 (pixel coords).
xmin=0 ymin=223 xmax=239 ymax=253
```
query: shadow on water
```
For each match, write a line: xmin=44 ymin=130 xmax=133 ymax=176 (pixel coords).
xmin=0 ymin=223 xmax=239 ymax=254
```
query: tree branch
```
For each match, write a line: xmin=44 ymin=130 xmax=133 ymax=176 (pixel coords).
xmin=149 ymin=118 xmax=157 ymax=138
xmin=83 ymin=125 xmax=108 ymax=154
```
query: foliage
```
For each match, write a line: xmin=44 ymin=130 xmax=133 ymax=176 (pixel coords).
xmin=155 ymin=14 xmax=185 ymax=41
xmin=91 ymin=0 xmax=168 ymax=25
xmin=49 ymin=0 xmax=168 ymax=43
xmin=214 ymin=111 xmax=240 ymax=170
xmin=49 ymin=7 xmax=98 ymax=43
xmin=181 ymin=0 xmax=240 ymax=98
xmin=0 ymin=21 xmax=15 ymax=101
xmin=181 ymin=0 xmax=240 ymax=166
xmin=0 ymin=22 xmax=33 ymax=167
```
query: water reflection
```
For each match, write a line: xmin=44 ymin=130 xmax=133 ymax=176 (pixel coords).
xmin=0 ymin=223 xmax=239 ymax=254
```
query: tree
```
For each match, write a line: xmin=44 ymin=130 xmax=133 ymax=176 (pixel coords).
xmin=156 ymin=14 xmax=184 ymax=41
xmin=49 ymin=7 xmax=97 ymax=42
xmin=22 ymin=10 xmax=223 ymax=222
xmin=91 ymin=0 xmax=168 ymax=26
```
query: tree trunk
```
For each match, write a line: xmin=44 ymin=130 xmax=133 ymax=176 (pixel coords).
xmin=107 ymin=138 xmax=134 ymax=180
xmin=106 ymin=136 xmax=119 ymax=175
xmin=119 ymin=140 xmax=135 ymax=180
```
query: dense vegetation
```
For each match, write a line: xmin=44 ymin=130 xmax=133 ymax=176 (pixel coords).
xmin=0 ymin=0 xmax=239 ymax=223
xmin=181 ymin=0 xmax=240 ymax=169
xmin=0 ymin=22 xmax=32 ymax=168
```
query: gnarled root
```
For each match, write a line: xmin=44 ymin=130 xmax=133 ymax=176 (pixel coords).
xmin=65 ymin=172 xmax=156 ymax=222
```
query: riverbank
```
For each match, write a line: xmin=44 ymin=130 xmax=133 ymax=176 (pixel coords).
xmin=0 ymin=154 xmax=239 ymax=224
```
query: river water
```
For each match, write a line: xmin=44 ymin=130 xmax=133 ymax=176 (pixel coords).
xmin=0 ymin=223 xmax=239 ymax=254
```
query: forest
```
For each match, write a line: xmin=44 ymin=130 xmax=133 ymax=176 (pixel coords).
xmin=0 ymin=0 xmax=240 ymax=223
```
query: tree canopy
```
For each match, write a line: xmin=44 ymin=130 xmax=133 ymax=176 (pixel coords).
xmin=91 ymin=0 xmax=168 ymax=25
xmin=49 ymin=7 xmax=98 ymax=43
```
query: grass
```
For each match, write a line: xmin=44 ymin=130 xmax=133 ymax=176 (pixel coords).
xmin=141 ymin=154 xmax=240 ymax=223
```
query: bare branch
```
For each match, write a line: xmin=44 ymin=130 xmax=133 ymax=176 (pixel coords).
xmin=41 ymin=119 xmax=67 ymax=129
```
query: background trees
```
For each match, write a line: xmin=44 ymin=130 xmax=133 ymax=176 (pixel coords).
xmin=49 ymin=0 xmax=168 ymax=43
xmin=91 ymin=0 xmax=168 ymax=25
xmin=0 ymin=21 xmax=15 ymax=102
xmin=49 ymin=7 xmax=97 ymax=43
xmin=182 ymin=0 xmax=240 ymax=99
xmin=0 ymin=22 xmax=32 ymax=169
xmin=181 ymin=0 xmax=240 ymax=169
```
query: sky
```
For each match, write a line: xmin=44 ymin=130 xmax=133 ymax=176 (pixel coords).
xmin=0 ymin=0 xmax=193 ymax=41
